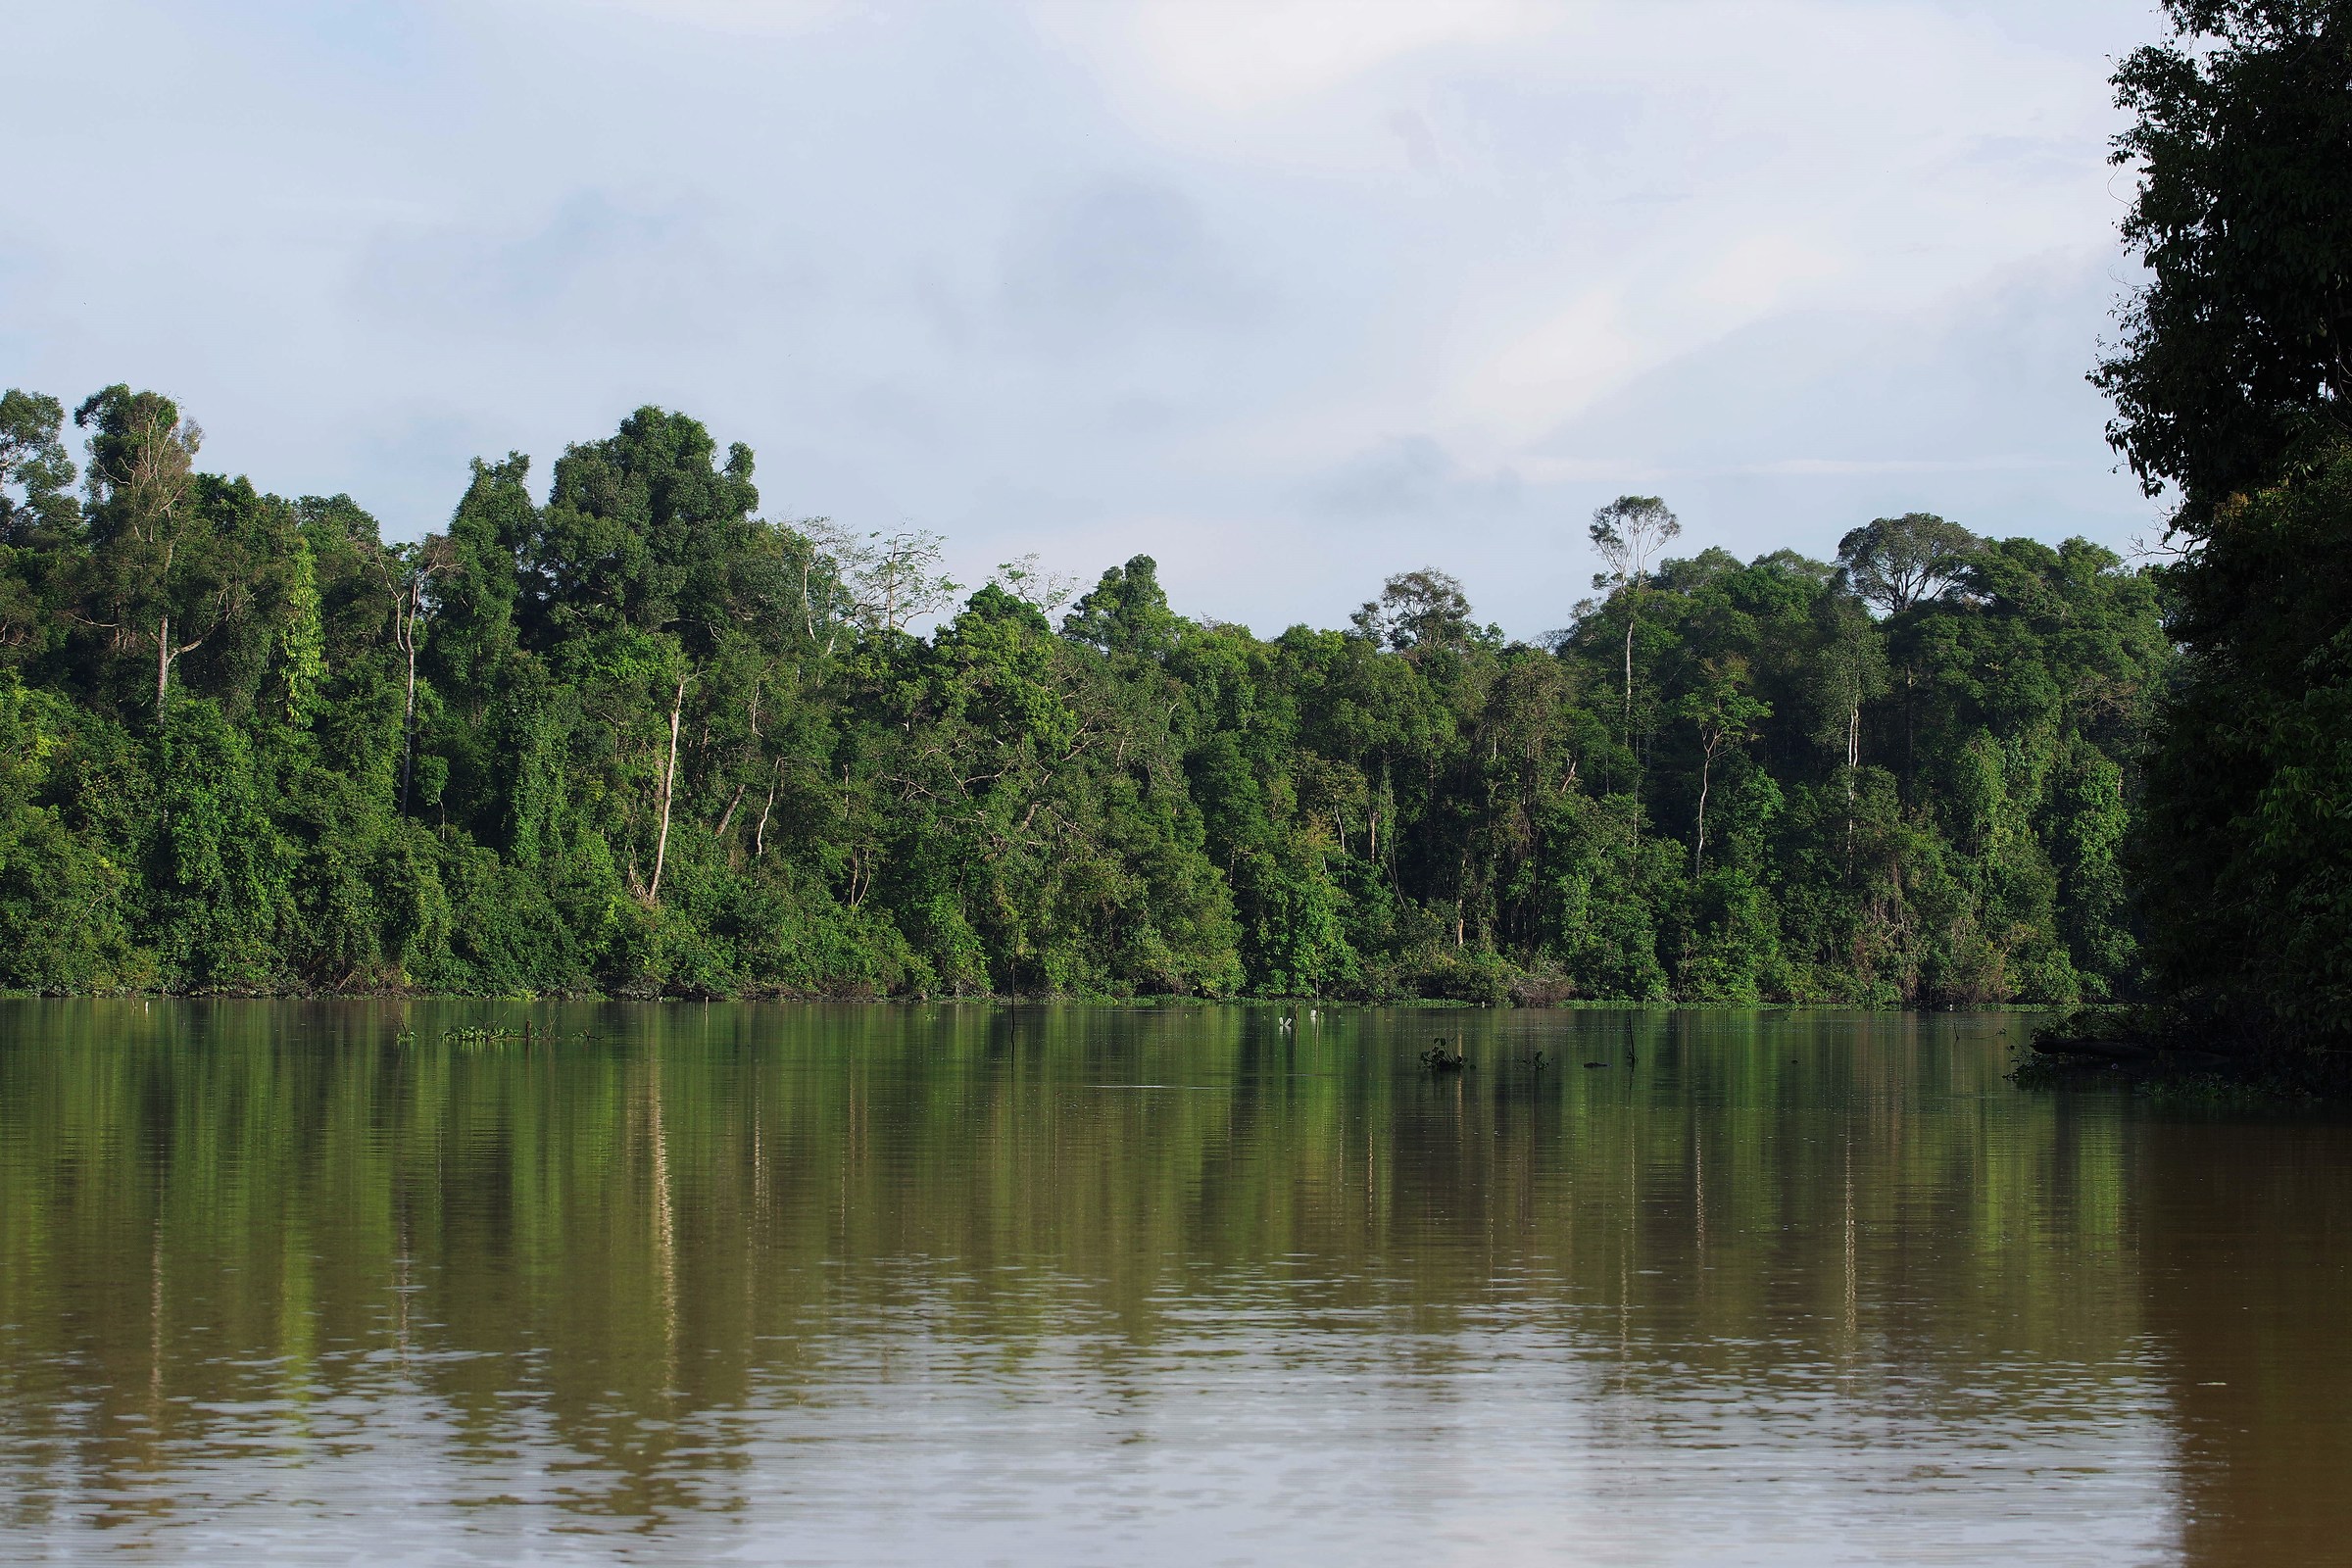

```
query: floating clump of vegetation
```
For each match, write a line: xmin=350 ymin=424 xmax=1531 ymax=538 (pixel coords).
xmin=2136 ymin=1070 xmax=2326 ymax=1110
xmin=1420 ymin=1039 xmax=1469 ymax=1072
xmin=392 ymin=1022 xmax=596 ymax=1049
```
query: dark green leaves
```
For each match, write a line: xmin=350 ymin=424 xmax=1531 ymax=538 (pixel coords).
xmin=2093 ymin=0 xmax=2352 ymax=517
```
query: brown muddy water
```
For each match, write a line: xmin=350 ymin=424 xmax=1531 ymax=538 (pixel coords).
xmin=0 ymin=1001 xmax=2344 ymax=1565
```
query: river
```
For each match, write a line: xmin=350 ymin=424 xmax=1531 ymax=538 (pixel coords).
xmin=0 ymin=1001 xmax=2344 ymax=1564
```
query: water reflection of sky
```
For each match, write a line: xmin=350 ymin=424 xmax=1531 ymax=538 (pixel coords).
xmin=3 ymin=1320 xmax=2179 ymax=1563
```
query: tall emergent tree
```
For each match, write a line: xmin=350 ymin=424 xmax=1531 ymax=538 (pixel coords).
xmin=2098 ymin=0 xmax=2352 ymax=1049
xmin=1837 ymin=514 xmax=1978 ymax=615
xmin=73 ymin=387 xmax=214 ymax=713
xmin=1589 ymin=495 xmax=1681 ymax=724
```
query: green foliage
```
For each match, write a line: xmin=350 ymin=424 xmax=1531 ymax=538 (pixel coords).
xmin=2095 ymin=2 xmax=2352 ymax=1054
xmin=0 ymin=386 xmax=2171 ymax=1003
xmin=0 ymin=676 xmax=142 ymax=990
xmin=2138 ymin=445 xmax=2352 ymax=1047
xmin=2093 ymin=0 xmax=2352 ymax=519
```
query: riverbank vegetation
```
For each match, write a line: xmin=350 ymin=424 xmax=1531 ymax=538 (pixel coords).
xmin=2089 ymin=0 xmax=2352 ymax=1058
xmin=0 ymin=383 xmax=2166 ymax=1002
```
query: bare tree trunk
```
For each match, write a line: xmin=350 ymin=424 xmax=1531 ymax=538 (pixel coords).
xmin=1622 ymin=613 xmax=1636 ymax=723
xmin=649 ymin=672 xmax=687 ymax=902
xmin=371 ymin=554 xmax=440 ymax=811
xmin=755 ymin=771 xmax=778 ymax=860
xmin=399 ymin=625 xmax=419 ymax=813
xmin=713 ymin=781 xmax=748 ymax=838
xmin=1693 ymin=747 xmax=1713 ymax=877
xmin=1843 ymin=698 xmax=1859 ymax=874
xmin=156 ymin=613 xmax=172 ymax=714
xmin=1455 ymin=848 xmax=1469 ymax=948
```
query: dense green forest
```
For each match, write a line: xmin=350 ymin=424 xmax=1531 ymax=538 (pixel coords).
xmin=0 ymin=381 xmax=2166 ymax=1003
xmin=2093 ymin=0 xmax=2352 ymax=1053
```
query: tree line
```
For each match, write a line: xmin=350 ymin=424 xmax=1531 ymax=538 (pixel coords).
xmin=0 ymin=384 xmax=2167 ymax=1003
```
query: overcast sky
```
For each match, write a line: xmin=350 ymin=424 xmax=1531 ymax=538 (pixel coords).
xmin=4 ymin=0 xmax=2170 ymax=638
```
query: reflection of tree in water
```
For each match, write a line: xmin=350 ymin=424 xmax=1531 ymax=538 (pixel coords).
xmin=0 ymin=1000 xmax=2279 ymax=1552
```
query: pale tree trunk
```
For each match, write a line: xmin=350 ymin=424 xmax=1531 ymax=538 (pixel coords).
xmin=649 ymin=672 xmax=687 ymax=902
xmin=375 ymin=555 xmax=436 ymax=813
xmin=1454 ymin=849 xmax=1470 ymax=948
xmin=755 ymin=769 xmax=778 ymax=860
xmin=1844 ymin=698 xmax=1860 ymax=876
xmin=1693 ymin=743 xmax=1715 ymax=878
xmin=1622 ymin=613 xmax=1636 ymax=723
xmin=713 ymin=781 xmax=748 ymax=838
xmin=153 ymin=612 xmax=208 ymax=715
xmin=399 ymin=623 xmax=420 ymax=812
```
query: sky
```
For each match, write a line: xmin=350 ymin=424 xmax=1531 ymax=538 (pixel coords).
xmin=2 ymin=0 xmax=2172 ymax=639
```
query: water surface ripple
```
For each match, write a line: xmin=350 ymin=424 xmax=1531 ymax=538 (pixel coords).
xmin=1 ymin=1002 xmax=2344 ymax=1564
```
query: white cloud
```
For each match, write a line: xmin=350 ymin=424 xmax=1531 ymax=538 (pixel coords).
xmin=3 ymin=0 xmax=2165 ymax=637
xmin=1689 ymin=232 xmax=1850 ymax=316
xmin=1445 ymin=288 xmax=1646 ymax=446
xmin=1032 ymin=0 xmax=1546 ymax=115
xmin=555 ymin=0 xmax=849 ymax=36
